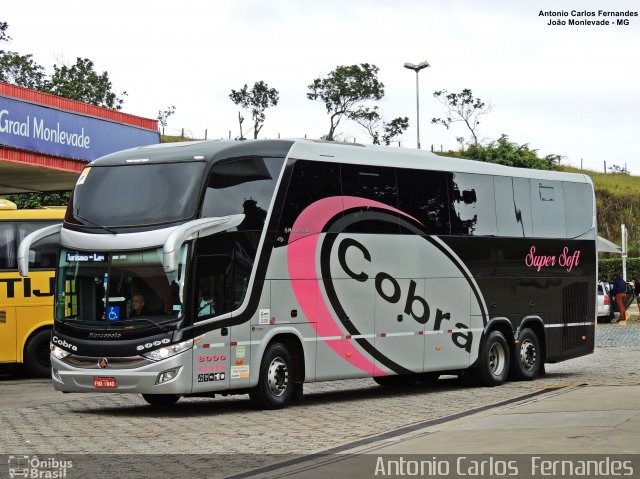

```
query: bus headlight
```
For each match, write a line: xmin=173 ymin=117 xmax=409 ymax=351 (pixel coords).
xmin=50 ymin=342 xmax=71 ymax=360
xmin=142 ymin=339 xmax=193 ymax=361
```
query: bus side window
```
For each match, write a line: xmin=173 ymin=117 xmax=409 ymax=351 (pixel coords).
xmin=530 ymin=180 xmax=567 ymax=238
xmin=201 ymin=156 xmax=285 ymax=231
xmin=563 ymin=182 xmax=594 ymax=238
xmin=278 ymin=160 xmax=342 ymax=242
xmin=495 ymin=176 xmax=533 ymax=237
xmin=449 ymin=173 xmax=497 ymax=236
xmin=194 ymin=229 xmax=259 ymax=320
xmin=396 ymin=168 xmax=450 ymax=235
xmin=340 ymin=164 xmax=400 ymax=234
xmin=194 ymin=255 xmax=230 ymax=320
xmin=0 ymin=222 xmax=16 ymax=269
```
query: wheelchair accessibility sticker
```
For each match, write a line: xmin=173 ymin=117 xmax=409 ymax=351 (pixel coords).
xmin=107 ymin=306 xmax=120 ymax=321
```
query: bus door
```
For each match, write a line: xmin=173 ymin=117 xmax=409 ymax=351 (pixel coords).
xmin=0 ymin=222 xmax=18 ymax=363
xmin=191 ymin=254 xmax=231 ymax=392
xmin=0 ymin=293 xmax=17 ymax=363
xmin=424 ymin=278 xmax=472 ymax=372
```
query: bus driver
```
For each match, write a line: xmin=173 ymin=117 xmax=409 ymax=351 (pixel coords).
xmin=130 ymin=294 xmax=151 ymax=317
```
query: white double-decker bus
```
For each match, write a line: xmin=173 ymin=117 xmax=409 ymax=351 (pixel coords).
xmin=19 ymin=139 xmax=597 ymax=408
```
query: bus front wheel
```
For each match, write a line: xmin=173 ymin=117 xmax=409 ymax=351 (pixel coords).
xmin=250 ymin=343 xmax=294 ymax=409
xmin=23 ymin=329 xmax=52 ymax=378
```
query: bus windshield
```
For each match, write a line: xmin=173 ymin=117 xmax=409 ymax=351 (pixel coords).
xmin=56 ymin=246 xmax=188 ymax=330
xmin=68 ymin=162 xmax=206 ymax=228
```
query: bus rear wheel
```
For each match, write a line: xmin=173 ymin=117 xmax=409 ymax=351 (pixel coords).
xmin=510 ymin=328 xmax=542 ymax=381
xmin=250 ymin=343 xmax=294 ymax=409
xmin=472 ymin=330 xmax=510 ymax=386
xmin=142 ymin=394 xmax=180 ymax=408
xmin=23 ymin=329 xmax=52 ymax=378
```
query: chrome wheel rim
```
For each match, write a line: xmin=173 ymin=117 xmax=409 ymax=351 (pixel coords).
xmin=267 ymin=357 xmax=289 ymax=397
xmin=488 ymin=341 xmax=506 ymax=376
xmin=519 ymin=339 xmax=537 ymax=371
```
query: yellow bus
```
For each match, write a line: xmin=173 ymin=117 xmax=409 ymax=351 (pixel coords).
xmin=0 ymin=199 xmax=64 ymax=377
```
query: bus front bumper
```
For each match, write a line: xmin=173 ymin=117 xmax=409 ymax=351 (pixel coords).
xmin=50 ymin=353 xmax=193 ymax=395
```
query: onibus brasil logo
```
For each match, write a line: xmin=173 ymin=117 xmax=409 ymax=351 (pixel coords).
xmin=7 ymin=456 xmax=72 ymax=478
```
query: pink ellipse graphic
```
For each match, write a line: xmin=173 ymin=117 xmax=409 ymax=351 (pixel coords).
xmin=286 ymin=196 xmax=420 ymax=376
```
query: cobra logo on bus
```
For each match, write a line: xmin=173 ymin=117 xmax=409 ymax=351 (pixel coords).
xmin=286 ymin=196 xmax=487 ymax=375
xmin=0 ymin=272 xmax=55 ymax=304
xmin=335 ymin=237 xmax=473 ymax=346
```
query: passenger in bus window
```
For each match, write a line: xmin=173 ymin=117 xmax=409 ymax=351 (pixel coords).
xmin=130 ymin=294 xmax=151 ymax=317
xmin=197 ymin=290 xmax=215 ymax=317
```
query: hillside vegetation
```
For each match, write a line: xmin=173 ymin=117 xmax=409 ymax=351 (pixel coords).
xmin=563 ymin=167 xmax=640 ymax=256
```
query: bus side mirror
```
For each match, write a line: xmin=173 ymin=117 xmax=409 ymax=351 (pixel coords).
xmin=17 ymin=223 xmax=62 ymax=277
xmin=162 ymin=215 xmax=245 ymax=273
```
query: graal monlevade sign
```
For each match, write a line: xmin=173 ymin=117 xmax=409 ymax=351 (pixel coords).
xmin=0 ymin=95 xmax=159 ymax=162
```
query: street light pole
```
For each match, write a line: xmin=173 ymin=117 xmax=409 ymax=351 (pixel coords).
xmin=404 ymin=60 xmax=430 ymax=150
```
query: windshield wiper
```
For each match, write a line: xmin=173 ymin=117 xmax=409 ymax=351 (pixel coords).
xmin=73 ymin=212 xmax=117 ymax=234
xmin=120 ymin=317 xmax=171 ymax=334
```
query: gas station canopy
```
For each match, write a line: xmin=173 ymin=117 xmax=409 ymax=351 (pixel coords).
xmin=598 ymin=236 xmax=622 ymax=254
xmin=0 ymin=82 xmax=159 ymax=194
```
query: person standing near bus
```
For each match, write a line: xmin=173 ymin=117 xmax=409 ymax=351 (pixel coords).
xmin=611 ymin=275 xmax=627 ymax=323
xmin=634 ymin=277 xmax=640 ymax=316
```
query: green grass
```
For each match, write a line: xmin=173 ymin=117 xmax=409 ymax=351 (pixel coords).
xmin=563 ymin=166 xmax=640 ymax=197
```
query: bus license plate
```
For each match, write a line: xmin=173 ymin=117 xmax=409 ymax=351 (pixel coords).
xmin=93 ymin=377 xmax=117 ymax=389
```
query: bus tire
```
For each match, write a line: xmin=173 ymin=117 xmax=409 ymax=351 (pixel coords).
xmin=250 ymin=343 xmax=294 ymax=409
xmin=142 ymin=394 xmax=180 ymax=408
xmin=23 ymin=329 xmax=52 ymax=378
xmin=473 ymin=330 xmax=510 ymax=386
xmin=374 ymin=374 xmax=418 ymax=387
xmin=510 ymin=328 xmax=542 ymax=381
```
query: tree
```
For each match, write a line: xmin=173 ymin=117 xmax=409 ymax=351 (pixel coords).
xmin=47 ymin=57 xmax=127 ymax=110
xmin=307 ymin=63 xmax=385 ymax=141
xmin=0 ymin=21 xmax=48 ymax=90
xmin=353 ymin=107 xmax=409 ymax=145
xmin=1 ymin=23 xmax=125 ymax=109
xmin=0 ymin=51 xmax=49 ymax=90
xmin=608 ymin=164 xmax=630 ymax=175
xmin=7 ymin=192 xmax=71 ymax=209
xmin=235 ymin=111 xmax=245 ymax=141
xmin=432 ymin=89 xmax=492 ymax=146
xmin=157 ymin=105 xmax=176 ymax=134
xmin=463 ymin=134 xmax=561 ymax=171
xmin=229 ymin=81 xmax=279 ymax=139
xmin=381 ymin=117 xmax=410 ymax=146
xmin=0 ymin=21 xmax=10 ymax=42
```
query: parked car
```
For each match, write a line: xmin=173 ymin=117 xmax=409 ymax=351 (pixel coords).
xmin=596 ymin=282 xmax=610 ymax=322
xmin=597 ymin=281 xmax=635 ymax=323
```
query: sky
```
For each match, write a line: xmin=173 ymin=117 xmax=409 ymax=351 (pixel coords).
xmin=3 ymin=0 xmax=639 ymax=172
